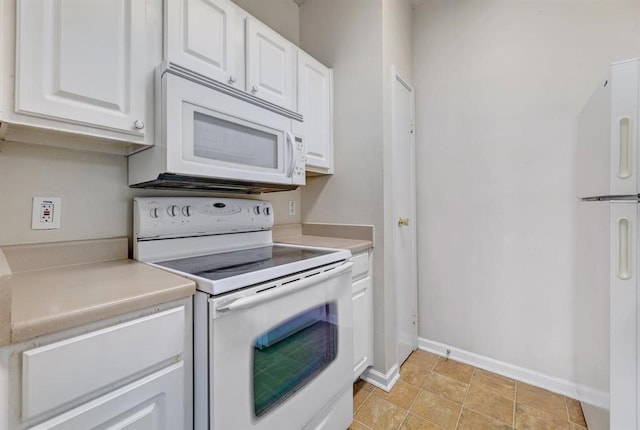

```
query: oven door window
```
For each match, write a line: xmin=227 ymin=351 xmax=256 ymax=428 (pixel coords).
xmin=192 ymin=111 xmax=280 ymax=170
xmin=252 ymin=303 xmax=338 ymax=418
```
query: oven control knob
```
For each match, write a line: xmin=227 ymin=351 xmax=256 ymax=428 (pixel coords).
xmin=263 ymin=207 xmax=271 ymax=216
xmin=167 ymin=205 xmax=180 ymax=217
xmin=253 ymin=206 xmax=261 ymax=215
xmin=149 ymin=207 xmax=161 ymax=219
xmin=182 ymin=205 xmax=193 ymax=217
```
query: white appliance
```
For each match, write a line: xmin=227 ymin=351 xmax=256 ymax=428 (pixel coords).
xmin=576 ymin=57 xmax=640 ymax=430
xmin=133 ymin=197 xmax=354 ymax=430
xmin=128 ymin=64 xmax=306 ymax=193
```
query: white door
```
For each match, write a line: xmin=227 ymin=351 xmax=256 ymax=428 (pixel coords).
xmin=297 ymin=50 xmax=333 ymax=173
xmin=245 ymin=17 xmax=296 ymax=110
xmin=392 ymin=67 xmax=417 ymax=366
xmin=15 ymin=0 xmax=147 ymax=136
xmin=27 ymin=364 xmax=185 ymax=430
xmin=610 ymin=202 xmax=638 ymax=430
xmin=165 ymin=0 xmax=241 ymax=89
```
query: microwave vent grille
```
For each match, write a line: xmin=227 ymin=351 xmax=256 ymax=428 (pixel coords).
xmin=129 ymin=173 xmax=298 ymax=194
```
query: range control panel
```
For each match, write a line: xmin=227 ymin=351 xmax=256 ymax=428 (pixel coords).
xmin=134 ymin=197 xmax=273 ymax=239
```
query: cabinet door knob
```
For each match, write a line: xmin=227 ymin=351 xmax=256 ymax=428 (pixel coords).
xmin=133 ymin=120 xmax=145 ymax=130
xmin=251 ymin=85 xmax=259 ymax=93
xmin=228 ymin=75 xmax=237 ymax=84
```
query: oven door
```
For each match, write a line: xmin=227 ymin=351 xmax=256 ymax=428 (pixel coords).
xmin=205 ymin=261 xmax=353 ymax=430
xmin=162 ymin=71 xmax=303 ymax=185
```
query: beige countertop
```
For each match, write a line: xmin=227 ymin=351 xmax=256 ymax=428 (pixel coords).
xmin=0 ymin=238 xmax=195 ymax=347
xmin=273 ymin=223 xmax=374 ymax=254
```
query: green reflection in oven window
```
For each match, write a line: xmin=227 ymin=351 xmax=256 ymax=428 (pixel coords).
xmin=252 ymin=303 xmax=338 ymax=418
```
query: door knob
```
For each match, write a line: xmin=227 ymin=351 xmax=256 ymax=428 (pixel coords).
xmin=397 ymin=217 xmax=410 ymax=227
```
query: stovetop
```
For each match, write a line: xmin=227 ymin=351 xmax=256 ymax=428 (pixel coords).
xmin=133 ymin=197 xmax=351 ymax=296
xmin=155 ymin=245 xmax=336 ymax=281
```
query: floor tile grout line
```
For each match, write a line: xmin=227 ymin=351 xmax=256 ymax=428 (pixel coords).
xmin=513 ymin=381 xmax=518 ymax=428
xmin=395 ymin=410 xmax=410 ymax=430
xmin=351 ymin=418 xmax=373 ymax=430
xmin=407 ymin=364 xmax=456 ymax=430
xmin=460 ymin=377 xmax=516 ymax=428
xmin=564 ymin=395 xmax=571 ymax=425
xmin=453 ymin=365 xmax=475 ymax=430
xmin=353 ymin=386 xmax=373 ymax=416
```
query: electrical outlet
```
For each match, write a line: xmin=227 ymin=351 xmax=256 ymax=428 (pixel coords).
xmin=32 ymin=197 xmax=62 ymax=230
xmin=288 ymin=200 xmax=296 ymax=216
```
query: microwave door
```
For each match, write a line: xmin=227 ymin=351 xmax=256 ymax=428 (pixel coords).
xmin=164 ymin=74 xmax=296 ymax=185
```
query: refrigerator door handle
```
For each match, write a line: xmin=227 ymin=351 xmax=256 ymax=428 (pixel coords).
xmin=617 ymin=217 xmax=632 ymax=280
xmin=618 ymin=117 xmax=632 ymax=179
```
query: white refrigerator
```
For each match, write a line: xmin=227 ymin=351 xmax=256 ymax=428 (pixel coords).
xmin=576 ymin=57 xmax=640 ymax=430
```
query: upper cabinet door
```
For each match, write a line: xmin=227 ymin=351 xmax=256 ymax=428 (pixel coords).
xmin=297 ymin=50 xmax=333 ymax=173
xmin=165 ymin=0 xmax=240 ymax=88
xmin=15 ymin=0 xmax=148 ymax=137
xmin=245 ymin=17 xmax=295 ymax=111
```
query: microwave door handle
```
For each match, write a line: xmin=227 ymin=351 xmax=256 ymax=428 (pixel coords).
xmin=286 ymin=131 xmax=296 ymax=177
xmin=216 ymin=262 xmax=353 ymax=313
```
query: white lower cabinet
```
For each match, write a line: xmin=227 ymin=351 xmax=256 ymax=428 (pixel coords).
xmin=351 ymin=250 xmax=373 ymax=380
xmin=0 ymin=299 xmax=192 ymax=430
xmin=27 ymin=363 xmax=184 ymax=430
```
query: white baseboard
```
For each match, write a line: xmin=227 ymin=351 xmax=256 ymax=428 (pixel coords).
xmin=418 ymin=337 xmax=609 ymax=409
xmin=581 ymin=402 xmax=610 ymax=430
xmin=360 ymin=364 xmax=400 ymax=392
xmin=576 ymin=384 xmax=610 ymax=411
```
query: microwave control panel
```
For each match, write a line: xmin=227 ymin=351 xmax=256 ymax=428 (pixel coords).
xmin=292 ymin=135 xmax=306 ymax=185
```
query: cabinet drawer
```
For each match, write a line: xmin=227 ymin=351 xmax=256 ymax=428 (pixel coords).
xmin=22 ymin=306 xmax=185 ymax=420
xmin=351 ymin=252 xmax=369 ymax=280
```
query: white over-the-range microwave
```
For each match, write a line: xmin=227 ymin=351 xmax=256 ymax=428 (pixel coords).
xmin=128 ymin=63 xmax=306 ymax=193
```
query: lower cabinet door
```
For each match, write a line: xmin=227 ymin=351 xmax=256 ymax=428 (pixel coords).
xmin=27 ymin=363 xmax=184 ymax=430
xmin=352 ymin=277 xmax=373 ymax=380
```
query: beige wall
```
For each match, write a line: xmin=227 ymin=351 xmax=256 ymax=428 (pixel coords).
xmin=231 ymin=0 xmax=299 ymax=44
xmin=413 ymin=0 xmax=640 ymax=386
xmin=0 ymin=141 xmax=301 ymax=247
xmin=299 ymin=0 xmax=414 ymax=374
xmin=0 ymin=0 xmax=302 ymax=248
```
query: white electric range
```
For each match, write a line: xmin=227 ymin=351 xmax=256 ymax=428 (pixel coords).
xmin=133 ymin=197 xmax=354 ymax=430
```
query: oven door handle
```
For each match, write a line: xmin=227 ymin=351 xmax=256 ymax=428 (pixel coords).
xmin=216 ymin=261 xmax=353 ymax=312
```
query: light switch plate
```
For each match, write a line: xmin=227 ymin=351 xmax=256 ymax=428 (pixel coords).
xmin=32 ymin=197 xmax=62 ymax=230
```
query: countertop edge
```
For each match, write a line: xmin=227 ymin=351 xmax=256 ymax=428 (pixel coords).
xmin=10 ymin=282 xmax=195 ymax=344
xmin=274 ymin=235 xmax=373 ymax=254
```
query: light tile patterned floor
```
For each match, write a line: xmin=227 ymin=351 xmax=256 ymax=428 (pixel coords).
xmin=350 ymin=350 xmax=588 ymax=430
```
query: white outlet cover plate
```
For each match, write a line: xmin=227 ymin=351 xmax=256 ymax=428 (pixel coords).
xmin=32 ymin=197 xmax=62 ymax=230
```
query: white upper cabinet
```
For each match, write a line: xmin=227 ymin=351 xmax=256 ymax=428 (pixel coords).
xmin=11 ymin=0 xmax=157 ymax=151
xmin=165 ymin=0 xmax=242 ymax=88
xmin=297 ymin=50 xmax=333 ymax=173
xmin=245 ymin=16 xmax=296 ymax=111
